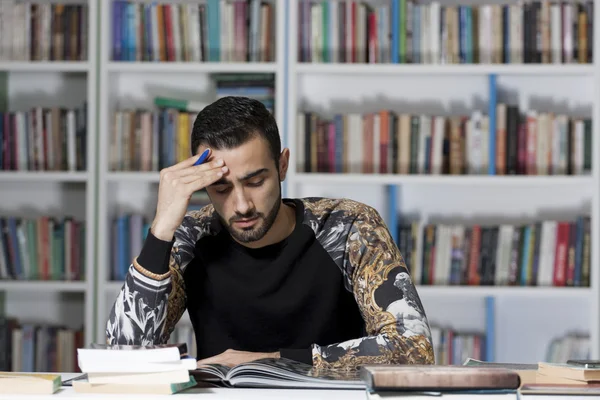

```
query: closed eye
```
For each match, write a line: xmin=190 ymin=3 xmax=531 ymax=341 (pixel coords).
xmin=247 ymin=179 xmax=264 ymax=187
xmin=214 ymin=185 xmax=231 ymax=194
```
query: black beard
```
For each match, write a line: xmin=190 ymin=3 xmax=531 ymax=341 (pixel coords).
xmin=220 ymin=184 xmax=282 ymax=244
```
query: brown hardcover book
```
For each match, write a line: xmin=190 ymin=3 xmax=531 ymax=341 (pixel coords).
xmin=360 ymin=365 xmax=521 ymax=391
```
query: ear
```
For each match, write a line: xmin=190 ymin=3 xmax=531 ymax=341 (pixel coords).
xmin=278 ymin=148 xmax=290 ymax=181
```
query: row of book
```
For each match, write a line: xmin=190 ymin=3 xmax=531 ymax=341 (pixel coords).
xmin=296 ymin=108 xmax=591 ymax=176
xmin=0 ymin=104 xmax=88 ymax=172
xmin=546 ymin=333 xmax=589 ymax=363
xmin=430 ymin=326 xmax=485 ymax=365
xmin=109 ymin=74 xmax=274 ymax=172
xmin=0 ymin=317 xmax=84 ymax=372
xmin=110 ymin=195 xmax=209 ymax=280
xmin=0 ymin=3 xmax=89 ymax=62
xmin=299 ymin=0 xmax=594 ymax=64
xmin=112 ymin=0 xmax=275 ymax=63
xmin=399 ymin=216 xmax=591 ymax=288
xmin=0 ymin=216 xmax=86 ymax=282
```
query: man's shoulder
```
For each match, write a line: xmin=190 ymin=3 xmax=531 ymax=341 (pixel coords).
xmin=298 ymin=197 xmax=383 ymax=227
xmin=173 ymin=203 xmax=220 ymax=248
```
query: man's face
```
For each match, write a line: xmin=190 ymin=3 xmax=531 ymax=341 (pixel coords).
xmin=200 ymin=136 xmax=285 ymax=244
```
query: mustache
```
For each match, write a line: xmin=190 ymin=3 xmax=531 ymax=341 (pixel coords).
xmin=229 ymin=212 xmax=263 ymax=222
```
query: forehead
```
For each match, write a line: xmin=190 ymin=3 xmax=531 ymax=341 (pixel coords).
xmin=198 ymin=136 xmax=273 ymax=172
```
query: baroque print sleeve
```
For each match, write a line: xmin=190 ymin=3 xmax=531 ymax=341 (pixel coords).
xmin=105 ymin=210 xmax=211 ymax=345
xmin=311 ymin=202 xmax=434 ymax=369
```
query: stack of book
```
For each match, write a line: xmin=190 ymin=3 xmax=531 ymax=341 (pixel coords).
xmin=462 ymin=358 xmax=600 ymax=395
xmin=73 ymin=343 xmax=197 ymax=395
xmin=519 ymin=362 xmax=600 ymax=394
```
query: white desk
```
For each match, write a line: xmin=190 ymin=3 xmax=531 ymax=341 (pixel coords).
xmin=3 ymin=374 xmax=596 ymax=400
xmin=7 ymin=387 xmax=593 ymax=400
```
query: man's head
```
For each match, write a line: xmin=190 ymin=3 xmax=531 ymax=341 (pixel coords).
xmin=191 ymin=96 xmax=289 ymax=245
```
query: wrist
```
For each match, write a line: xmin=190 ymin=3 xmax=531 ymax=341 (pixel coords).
xmin=151 ymin=222 xmax=175 ymax=242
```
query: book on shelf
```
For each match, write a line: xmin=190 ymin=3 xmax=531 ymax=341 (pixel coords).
xmin=398 ymin=215 xmax=590 ymax=288
xmin=192 ymin=357 xmax=364 ymax=389
xmin=433 ymin=330 xmax=589 ymax=367
xmin=111 ymin=193 xmax=210 ymax=281
xmin=111 ymin=0 xmax=275 ymax=63
xmin=0 ymin=3 xmax=88 ymax=62
xmin=0 ymin=104 xmax=88 ymax=172
xmin=0 ymin=216 xmax=85 ymax=281
xmin=0 ymin=316 xmax=84 ymax=373
xmin=110 ymin=74 xmax=274 ymax=172
xmin=546 ymin=333 xmax=590 ymax=363
xmin=296 ymin=107 xmax=591 ymax=176
xmin=111 ymin=214 xmax=149 ymax=281
xmin=430 ymin=326 xmax=485 ymax=366
xmin=298 ymin=0 xmax=593 ymax=64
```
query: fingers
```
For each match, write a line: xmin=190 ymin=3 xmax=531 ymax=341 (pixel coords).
xmin=163 ymin=149 xmax=212 ymax=173
xmin=160 ymin=159 xmax=225 ymax=186
xmin=184 ymin=168 xmax=225 ymax=192
xmin=181 ymin=165 xmax=228 ymax=184
xmin=197 ymin=353 xmax=224 ymax=366
xmin=176 ymin=158 xmax=226 ymax=178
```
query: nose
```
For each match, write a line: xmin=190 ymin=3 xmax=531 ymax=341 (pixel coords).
xmin=233 ymin=188 xmax=254 ymax=216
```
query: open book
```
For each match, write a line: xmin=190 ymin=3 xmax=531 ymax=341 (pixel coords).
xmin=192 ymin=358 xmax=365 ymax=389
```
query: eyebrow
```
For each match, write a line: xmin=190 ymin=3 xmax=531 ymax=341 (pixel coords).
xmin=211 ymin=168 xmax=269 ymax=186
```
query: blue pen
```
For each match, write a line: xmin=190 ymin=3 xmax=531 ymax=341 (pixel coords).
xmin=193 ymin=149 xmax=210 ymax=166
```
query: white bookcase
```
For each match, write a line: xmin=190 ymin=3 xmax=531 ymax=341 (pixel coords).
xmin=1 ymin=0 xmax=598 ymax=370
xmin=285 ymin=1 xmax=599 ymax=364
xmin=94 ymin=0 xmax=286 ymax=343
xmin=0 ymin=0 xmax=98 ymax=363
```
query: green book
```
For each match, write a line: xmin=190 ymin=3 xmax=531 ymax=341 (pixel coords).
xmin=154 ymin=97 xmax=208 ymax=112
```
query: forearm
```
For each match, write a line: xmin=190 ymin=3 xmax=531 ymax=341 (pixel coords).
xmin=105 ymin=230 xmax=174 ymax=345
xmin=311 ymin=330 xmax=434 ymax=369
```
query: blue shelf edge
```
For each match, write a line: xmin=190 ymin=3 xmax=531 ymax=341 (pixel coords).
xmin=488 ymin=74 xmax=497 ymax=176
xmin=485 ymin=296 xmax=495 ymax=362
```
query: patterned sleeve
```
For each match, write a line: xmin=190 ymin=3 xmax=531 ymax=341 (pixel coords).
xmin=105 ymin=210 xmax=212 ymax=345
xmin=311 ymin=203 xmax=434 ymax=369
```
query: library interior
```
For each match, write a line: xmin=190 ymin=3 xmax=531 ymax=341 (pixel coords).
xmin=0 ymin=0 xmax=598 ymax=398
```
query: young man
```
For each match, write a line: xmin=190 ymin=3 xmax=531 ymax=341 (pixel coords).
xmin=106 ymin=96 xmax=434 ymax=369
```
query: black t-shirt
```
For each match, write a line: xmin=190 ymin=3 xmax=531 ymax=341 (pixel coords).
xmin=184 ymin=199 xmax=364 ymax=363
xmin=106 ymin=197 xmax=434 ymax=368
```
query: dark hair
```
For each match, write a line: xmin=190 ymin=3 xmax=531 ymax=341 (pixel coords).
xmin=191 ymin=96 xmax=280 ymax=164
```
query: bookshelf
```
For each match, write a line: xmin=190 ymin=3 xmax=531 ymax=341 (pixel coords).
xmin=0 ymin=0 xmax=97 ymax=372
xmin=1 ymin=0 xmax=597 ymax=371
xmin=94 ymin=0 xmax=286 ymax=344
xmin=286 ymin=0 xmax=598 ymax=365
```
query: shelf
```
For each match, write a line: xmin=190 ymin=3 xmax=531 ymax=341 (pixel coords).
xmin=106 ymin=172 xmax=159 ymax=183
xmin=0 ymin=62 xmax=90 ymax=72
xmin=417 ymin=285 xmax=592 ymax=298
xmin=295 ymin=63 xmax=594 ymax=76
xmin=104 ymin=281 xmax=125 ymax=293
xmin=0 ymin=171 xmax=90 ymax=183
xmin=0 ymin=281 xmax=87 ymax=292
xmin=293 ymin=173 xmax=593 ymax=186
xmin=107 ymin=62 xmax=278 ymax=73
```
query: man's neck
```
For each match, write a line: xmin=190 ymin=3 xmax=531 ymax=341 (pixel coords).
xmin=238 ymin=201 xmax=296 ymax=249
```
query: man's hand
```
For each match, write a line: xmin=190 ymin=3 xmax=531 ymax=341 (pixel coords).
xmin=151 ymin=151 xmax=228 ymax=241
xmin=196 ymin=349 xmax=280 ymax=368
